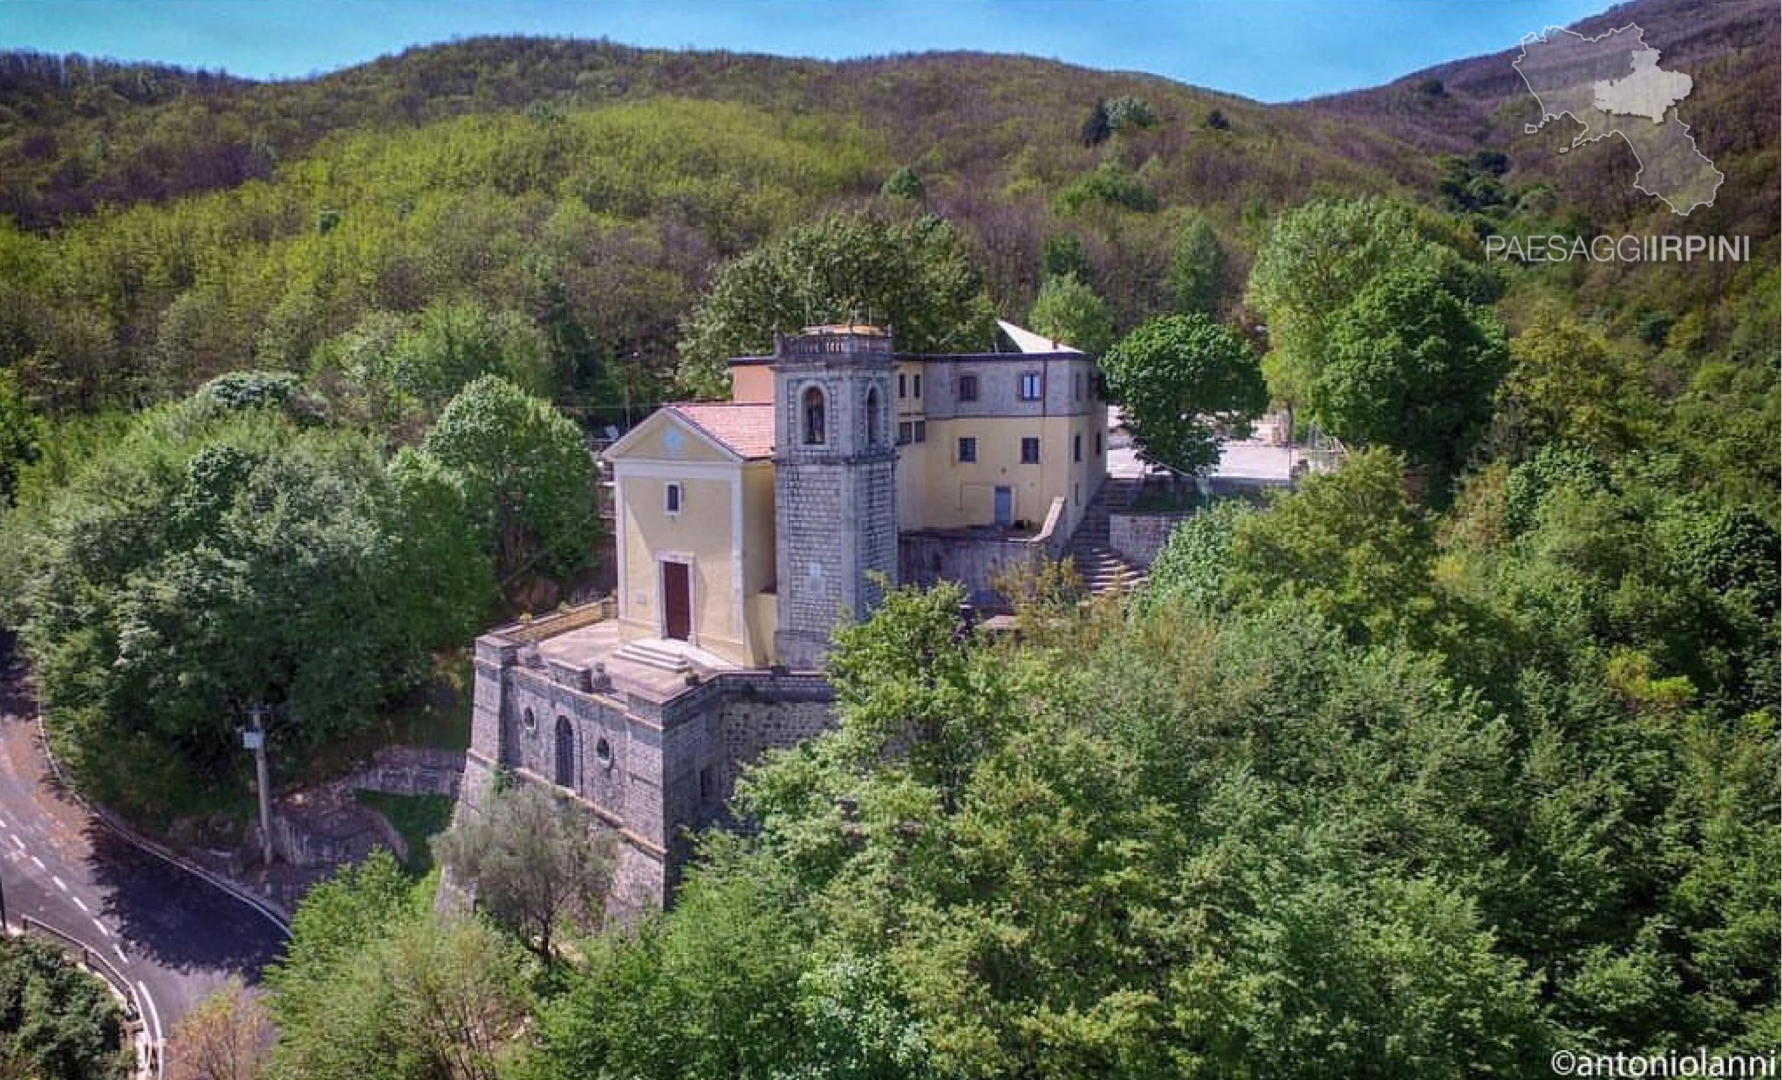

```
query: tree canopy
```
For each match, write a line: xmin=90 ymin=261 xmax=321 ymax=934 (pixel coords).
xmin=1100 ymin=313 xmax=1268 ymax=474
xmin=1312 ymin=266 xmax=1509 ymax=490
xmin=677 ymin=213 xmax=997 ymax=397
xmin=1027 ymin=271 xmax=1114 ymax=356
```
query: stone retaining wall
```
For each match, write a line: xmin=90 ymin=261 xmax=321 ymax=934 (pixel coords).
xmin=1109 ymin=511 xmax=1194 ymax=569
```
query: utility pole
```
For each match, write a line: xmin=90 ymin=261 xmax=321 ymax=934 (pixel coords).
xmin=246 ymin=704 xmax=274 ymax=867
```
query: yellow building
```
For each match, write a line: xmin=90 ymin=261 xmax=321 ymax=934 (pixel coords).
xmin=603 ymin=402 xmax=779 ymax=669
xmin=467 ymin=322 xmax=1114 ymax=914
xmin=603 ymin=321 xmax=1108 ymax=669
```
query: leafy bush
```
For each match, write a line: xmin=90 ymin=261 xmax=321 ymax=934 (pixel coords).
xmin=1054 ymin=161 xmax=1159 ymax=215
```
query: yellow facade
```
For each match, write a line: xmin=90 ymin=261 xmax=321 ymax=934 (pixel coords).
xmin=605 ymin=408 xmax=777 ymax=668
xmin=901 ymin=412 xmax=1105 ymax=531
xmin=603 ymin=334 xmax=1109 ymax=667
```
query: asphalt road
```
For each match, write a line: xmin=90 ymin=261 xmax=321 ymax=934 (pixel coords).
xmin=0 ymin=633 xmax=289 ymax=1065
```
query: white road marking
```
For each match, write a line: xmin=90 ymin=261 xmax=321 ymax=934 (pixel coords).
xmin=8 ymin=834 xmax=22 ymax=850
xmin=71 ymin=896 xmax=89 ymax=913
xmin=51 ymin=875 xmax=65 ymax=891
xmin=137 ymin=980 xmax=164 ymax=1054
xmin=29 ymin=855 xmax=43 ymax=870
xmin=113 ymin=943 xmax=127 ymax=964
xmin=92 ymin=917 xmax=111 ymax=937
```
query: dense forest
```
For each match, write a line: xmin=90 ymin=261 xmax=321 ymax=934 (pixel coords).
xmin=0 ymin=0 xmax=1776 ymax=1074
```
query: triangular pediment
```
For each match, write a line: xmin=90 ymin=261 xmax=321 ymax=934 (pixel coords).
xmin=604 ymin=407 xmax=744 ymax=466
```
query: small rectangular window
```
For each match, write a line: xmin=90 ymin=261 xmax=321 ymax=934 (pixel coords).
xmin=897 ymin=421 xmax=913 ymax=445
xmin=1021 ymin=437 xmax=1040 ymax=464
xmin=913 ymin=373 xmax=922 ymax=398
xmin=1095 ymin=432 xmax=1103 ymax=457
xmin=898 ymin=372 xmax=907 ymax=399
xmin=958 ymin=374 xmax=979 ymax=402
xmin=1073 ymin=433 xmax=1082 ymax=462
xmin=1019 ymin=372 xmax=1043 ymax=401
xmin=913 ymin=420 xmax=926 ymax=443
xmin=665 ymin=482 xmax=683 ymax=514
xmin=958 ymin=436 xmax=977 ymax=463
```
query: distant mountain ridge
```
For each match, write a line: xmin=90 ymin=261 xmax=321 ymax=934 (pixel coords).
xmin=1 ymin=0 xmax=1773 ymax=231
xmin=0 ymin=0 xmax=1772 ymax=424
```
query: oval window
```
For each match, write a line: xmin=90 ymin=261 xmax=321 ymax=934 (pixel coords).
xmin=595 ymin=737 xmax=614 ymax=769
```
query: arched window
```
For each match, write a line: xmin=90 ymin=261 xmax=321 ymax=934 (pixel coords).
xmin=802 ymin=386 xmax=826 ymax=445
xmin=554 ymin=715 xmax=575 ymax=788
xmin=865 ymin=387 xmax=881 ymax=447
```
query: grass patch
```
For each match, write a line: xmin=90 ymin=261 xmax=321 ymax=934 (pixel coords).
xmin=381 ymin=651 xmax=475 ymax=750
xmin=355 ymin=790 xmax=456 ymax=875
xmin=303 ymin=649 xmax=474 ymax=781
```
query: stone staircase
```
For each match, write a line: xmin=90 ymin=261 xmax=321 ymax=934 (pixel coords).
xmin=612 ymin=639 xmax=693 ymax=675
xmin=1064 ymin=476 xmax=1146 ymax=596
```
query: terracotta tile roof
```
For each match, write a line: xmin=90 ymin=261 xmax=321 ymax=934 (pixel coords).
xmin=669 ymin=402 xmax=776 ymax=460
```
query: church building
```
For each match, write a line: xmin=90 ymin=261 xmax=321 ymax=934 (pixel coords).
xmin=462 ymin=322 xmax=1111 ymax=910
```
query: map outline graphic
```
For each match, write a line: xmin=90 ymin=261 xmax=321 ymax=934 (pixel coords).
xmin=1513 ymin=23 xmax=1724 ymax=216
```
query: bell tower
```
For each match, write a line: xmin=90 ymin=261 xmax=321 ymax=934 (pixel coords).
xmin=772 ymin=325 xmax=898 ymax=669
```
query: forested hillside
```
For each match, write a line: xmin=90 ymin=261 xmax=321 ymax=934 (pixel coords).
xmin=0 ymin=3 xmax=1776 ymax=1073
xmin=0 ymin=1 xmax=1769 ymax=423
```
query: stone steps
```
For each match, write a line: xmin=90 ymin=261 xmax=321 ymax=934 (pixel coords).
xmin=1063 ymin=476 xmax=1147 ymax=596
xmin=612 ymin=640 xmax=692 ymax=674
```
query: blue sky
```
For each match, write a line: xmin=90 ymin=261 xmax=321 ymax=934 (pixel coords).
xmin=3 ymin=1 xmax=1607 ymax=103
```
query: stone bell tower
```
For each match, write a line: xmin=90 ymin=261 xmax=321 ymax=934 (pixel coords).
xmin=772 ymin=324 xmax=898 ymax=669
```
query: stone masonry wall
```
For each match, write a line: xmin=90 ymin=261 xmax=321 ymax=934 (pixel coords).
xmin=1109 ymin=511 xmax=1195 ymax=569
xmin=900 ymin=532 xmax=1044 ymax=610
xmin=465 ymin=628 xmax=839 ymax=917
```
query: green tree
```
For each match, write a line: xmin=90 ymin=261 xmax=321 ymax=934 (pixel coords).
xmin=420 ymin=375 xmax=598 ymax=587
xmin=1078 ymin=99 xmax=1112 ymax=146
xmin=1041 ymin=234 xmax=1091 ymax=280
xmin=434 ymin=782 xmax=617 ymax=961
xmin=1313 ymin=267 xmax=1509 ymax=490
xmin=1493 ymin=313 xmax=1656 ymax=458
xmin=267 ymin=852 xmax=533 ymax=1080
xmin=1224 ymin=447 xmax=1438 ymax=644
xmin=536 ymin=840 xmax=836 ymax=1080
xmin=880 ymin=165 xmax=925 ymax=202
xmin=678 ymin=214 xmax=996 ymax=397
xmin=1246 ymin=197 xmax=1435 ymax=418
xmin=1100 ymin=313 xmax=1268 ymax=474
xmin=0 ymin=369 xmax=42 ymax=506
xmin=1054 ymin=160 xmax=1158 ymax=216
xmin=0 ymin=937 xmax=129 ymax=1080
xmin=1027 ymin=272 xmax=1114 ymax=356
xmin=386 ymin=298 xmax=552 ymax=410
xmin=1140 ymin=496 xmax=1254 ymax=614
xmin=1168 ymin=211 xmax=1229 ymax=316
xmin=0 ymin=393 xmax=481 ymax=817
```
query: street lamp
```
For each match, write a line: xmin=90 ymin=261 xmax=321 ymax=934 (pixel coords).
xmin=244 ymin=704 xmax=274 ymax=867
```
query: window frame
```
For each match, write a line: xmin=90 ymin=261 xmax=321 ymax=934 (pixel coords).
xmin=801 ymin=385 xmax=826 ymax=446
xmin=1019 ymin=371 xmax=1043 ymax=401
xmin=1021 ymin=436 xmax=1041 ymax=464
xmin=665 ymin=481 xmax=683 ymax=515
xmin=958 ymin=436 xmax=977 ymax=463
xmin=958 ymin=373 xmax=979 ymax=402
